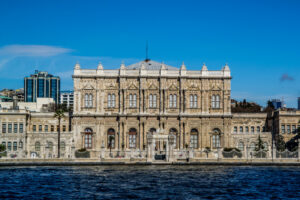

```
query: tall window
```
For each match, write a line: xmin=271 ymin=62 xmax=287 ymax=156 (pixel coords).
xmin=129 ymin=94 xmax=137 ymax=108
xmin=292 ymin=125 xmax=296 ymax=133
xmin=14 ymin=123 xmax=18 ymax=133
xmin=33 ymin=125 xmax=36 ymax=132
xmin=238 ymin=142 xmax=244 ymax=151
xmin=240 ymin=126 xmax=243 ymax=133
xmin=245 ymin=127 xmax=249 ymax=133
xmin=8 ymin=123 xmax=12 ymax=133
xmin=212 ymin=95 xmax=220 ymax=108
xmin=35 ymin=142 xmax=40 ymax=151
xmin=287 ymin=125 xmax=291 ymax=134
xmin=61 ymin=142 xmax=66 ymax=151
xmin=233 ymin=126 xmax=237 ymax=133
xmin=48 ymin=142 xmax=53 ymax=151
xmin=257 ymin=126 xmax=261 ymax=133
xmin=19 ymin=123 xmax=23 ymax=133
xmin=107 ymin=128 xmax=115 ymax=149
xmin=251 ymin=126 xmax=254 ymax=133
xmin=7 ymin=142 xmax=11 ymax=151
xmin=108 ymin=94 xmax=116 ymax=108
xmin=212 ymin=135 xmax=220 ymax=148
xmin=169 ymin=94 xmax=177 ymax=108
xmin=45 ymin=125 xmax=48 ymax=132
xmin=2 ymin=123 xmax=6 ymax=133
xmin=51 ymin=125 xmax=54 ymax=132
xmin=190 ymin=129 xmax=198 ymax=148
xmin=85 ymin=93 xmax=93 ymax=108
xmin=129 ymin=128 xmax=137 ymax=148
xmin=39 ymin=125 xmax=42 ymax=132
xmin=149 ymin=94 xmax=157 ymax=108
xmin=13 ymin=142 xmax=17 ymax=151
xmin=84 ymin=128 xmax=93 ymax=149
xmin=190 ymin=95 xmax=198 ymax=108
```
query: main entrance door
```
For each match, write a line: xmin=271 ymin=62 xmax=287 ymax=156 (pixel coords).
xmin=154 ymin=140 xmax=166 ymax=160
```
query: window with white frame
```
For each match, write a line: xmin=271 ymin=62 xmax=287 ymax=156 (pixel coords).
xmin=108 ymin=94 xmax=116 ymax=108
xmin=84 ymin=93 xmax=93 ymax=108
xmin=169 ymin=94 xmax=177 ymax=108
xmin=149 ymin=94 xmax=157 ymax=108
xmin=212 ymin=135 xmax=220 ymax=148
xmin=190 ymin=129 xmax=198 ymax=148
xmin=129 ymin=94 xmax=137 ymax=108
xmin=212 ymin=95 xmax=220 ymax=108
xmin=129 ymin=128 xmax=137 ymax=148
xmin=84 ymin=128 xmax=93 ymax=149
xmin=189 ymin=95 xmax=198 ymax=108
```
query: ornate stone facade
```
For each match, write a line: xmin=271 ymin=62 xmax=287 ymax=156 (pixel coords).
xmin=72 ymin=60 xmax=236 ymax=159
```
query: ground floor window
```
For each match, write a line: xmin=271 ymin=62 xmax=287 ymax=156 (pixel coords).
xmin=238 ymin=142 xmax=244 ymax=151
xmin=107 ymin=128 xmax=115 ymax=149
xmin=13 ymin=142 xmax=17 ymax=151
xmin=85 ymin=134 xmax=92 ymax=149
xmin=212 ymin=135 xmax=220 ymax=148
xmin=129 ymin=128 xmax=137 ymax=148
xmin=190 ymin=134 xmax=198 ymax=148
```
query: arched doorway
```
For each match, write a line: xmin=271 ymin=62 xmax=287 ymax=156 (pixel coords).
xmin=129 ymin=128 xmax=137 ymax=149
xmin=84 ymin=128 xmax=93 ymax=149
xmin=190 ymin=129 xmax=199 ymax=149
xmin=107 ymin=128 xmax=116 ymax=149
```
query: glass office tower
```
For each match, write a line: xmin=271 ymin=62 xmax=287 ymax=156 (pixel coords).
xmin=24 ymin=70 xmax=60 ymax=104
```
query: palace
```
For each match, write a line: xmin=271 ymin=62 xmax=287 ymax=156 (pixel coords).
xmin=0 ymin=59 xmax=299 ymax=161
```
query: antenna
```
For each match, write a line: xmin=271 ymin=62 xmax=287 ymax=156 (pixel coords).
xmin=145 ymin=41 xmax=150 ymax=62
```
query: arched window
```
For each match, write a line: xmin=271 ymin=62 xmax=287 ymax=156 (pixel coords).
xmin=212 ymin=135 xmax=220 ymax=148
xmin=61 ymin=141 xmax=65 ymax=151
xmin=257 ymin=126 xmax=261 ymax=133
xmin=129 ymin=128 xmax=137 ymax=148
xmin=153 ymin=94 xmax=157 ymax=108
xmin=211 ymin=95 xmax=216 ymax=108
xmin=89 ymin=94 xmax=93 ymax=107
xmin=108 ymin=94 xmax=111 ymax=108
xmin=35 ymin=142 xmax=40 ymax=151
xmin=238 ymin=142 xmax=244 ymax=151
xmin=251 ymin=126 xmax=255 ymax=133
xmin=84 ymin=94 xmax=89 ymax=107
xmin=133 ymin=94 xmax=137 ymax=107
xmin=84 ymin=128 xmax=93 ymax=149
xmin=107 ymin=128 xmax=115 ymax=149
xmin=149 ymin=94 xmax=153 ymax=108
xmin=190 ymin=129 xmax=198 ymax=148
xmin=215 ymin=95 xmax=220 ymax=108
xmin=169 ymin=128 xmax=178 ymax=148
xmin=149 ymin=128 xmax=156 ymax=134
xmin=169 ymin=94 xmax=173 ymax=108
xmin=190 ymin=95 xmax=193 ymax=108
xmin=194 ymin=95 xmax=197 ymax=108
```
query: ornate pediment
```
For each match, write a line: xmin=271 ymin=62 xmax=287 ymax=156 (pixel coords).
xmin=106 ymin=82 xmax=118 ymax=90
xmin=210 ymin=84 xmax=222 ymax=91
xmin=82 ymin=84 xmax=95 ymax=90
xmin=148 ymin=82 xmax=158 ymax=90
xmin=168 ymin=83 xmax=178 ymax=91
xmin=127 ymin=82 xmax=138 ymax=90
xmin=189 ymin=82 xmax=199 ymax=90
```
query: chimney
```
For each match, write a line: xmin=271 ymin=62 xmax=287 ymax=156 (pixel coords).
xmin=12 ymin=95 xmax=18 ymax=110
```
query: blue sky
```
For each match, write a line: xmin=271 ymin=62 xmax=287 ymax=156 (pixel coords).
xmin=0 ymin=0 xmax=299 ymax=107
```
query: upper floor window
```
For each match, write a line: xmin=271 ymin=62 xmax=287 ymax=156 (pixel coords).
xmin=129 ymin=94 xmax=137 ymax=108
xmin=287 ymin=125 xmax=291 ymax=134
xmin=33 ymin=125 xmax=36 ymax=132
xmin=19 ymin=123 xmax=23 ymax=133
xmin=8 ymin=123 xmax=12 ymax=133
xmin=84 ymin=93 xmax=93 ymax=108
xmin=233 ymin=126 xmax=237 ymax=133
xmin=240 ymin=126 xmax=243 ymax=133
xmin=149 ymin=94 xmax=157 ymax=108
xmin=14 ymin=123 xmax=18 ymax=133
xmin=245 ymin=126 xmax=249 ymax=133
xmin=257 ymin=126 xmax=261 ymax=133
xmin=292 ymin=125 xmax=296 ymax=133
xmin=251 ymin=126 xmax=255 ymax=133
xmin=211 ymin=95 xmax=220 ymax=109
xmin=2 ymin=123 xmax=6 ymax=133
xmin=190 ymin=95 xmax=197 ymax=108
xmin=45 ymin=125 xmax=48 ymax=132
xmin=169 ymin=94 xmax=177 ymax=108
xmin=108 ymin=94 xmax=116 ymax=108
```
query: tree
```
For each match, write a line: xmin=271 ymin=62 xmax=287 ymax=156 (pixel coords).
xmin=54 ymin=106 xmax=65 ymax=158
xmin=0 ymin=144 xmax=5 ymax=152
xmin=255 ymin=135 xmax=265 ymax=152
xmin=275 ymin=134 xmax=286 ymax=152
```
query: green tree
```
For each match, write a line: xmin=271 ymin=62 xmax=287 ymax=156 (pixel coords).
xmin=0 ymin=144 xmax=5 ymax=152
xmin=255 ymin=135 xmax=265 ymax=151
xmin=54 ymin=106 xmax=66 ymax=158
xmin=275 ymin=135 xmax=286 ymax=152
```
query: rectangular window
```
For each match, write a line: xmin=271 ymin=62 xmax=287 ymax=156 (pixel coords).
xmin=129 ymin=134 xmax=136 ymax=148
xmin=2 ymin=123 xmax=6 ymax=133
xmin=292 ymin=125 xmax=296 ymax=133
xmin=33 ymin=125 xmax=36 ymax=132
xmin=7 ymin=142 xmax=11 ymax=151
xmin=190 ymin=134 xmax=198 ymax=148
xmin=257 ymin=126 xmax=261 ymax=133
xmin=233 ymin=127 xmax=237 ymax=133
xmin=13 ymin=142 xmax=17 ymax=151
xmin=45 ymin=125 xmax=48 ymax=132
xmin=63 ymin=125 xmax=66 ymax=132
xmin=2 ymin=141 xmax=6 ymax=148
xmin=281 ymin=125 xmax=285 ymax=134
xmin=14 ymin=123 xmax=18 ymax=133
xmin=8 ymin=123 xmax=12 ymax=133
xmin=240 ymin=126 xmax=243 ymax=133
xmin=251 ymin=126 xmax=254 ymax=133
xmin=57 ymin=125 xmax=60 ymax=132
xmin=153 ymin=94 xmax=157 ymax=108
xmin=39 ymin=125 xmax=42 ymax=132
xmin=19 ymin=123 xmax=23 ymax=133
xmin=287 ymin=125 xmax=291 ymax=134
xmin=51 ymin=125 xmax=54 ymax=132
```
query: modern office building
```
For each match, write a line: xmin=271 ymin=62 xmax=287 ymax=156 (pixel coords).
xmin=24 ymin=70 xmax=60 ymax=104
xmin=298 ymin=97 xmax=300 ymax=110
xmin=271 ymin=99 xmax=283 ymax=110
xmin=60 ymin=90 xmax=74 ymax=109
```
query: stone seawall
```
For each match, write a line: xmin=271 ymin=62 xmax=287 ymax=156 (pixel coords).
xmin=0 ymin=159 xmax=300 ymax=166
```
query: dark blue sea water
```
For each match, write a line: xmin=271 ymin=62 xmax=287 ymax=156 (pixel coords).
xmin=0 ymin=165 xmax=299 ymax=199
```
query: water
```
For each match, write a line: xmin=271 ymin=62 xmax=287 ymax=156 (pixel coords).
xmin=0 ymin=166 xmax=299 ymax=199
